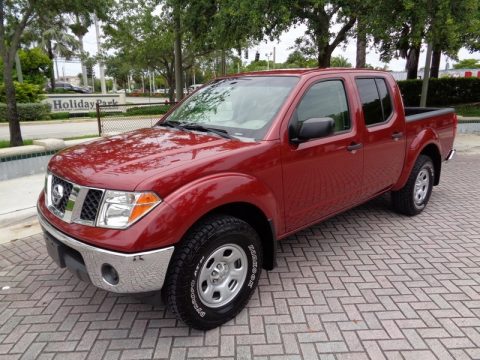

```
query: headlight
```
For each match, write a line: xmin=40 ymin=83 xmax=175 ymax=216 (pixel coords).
xmin=97 ymin=191 xmax=161 ymax=229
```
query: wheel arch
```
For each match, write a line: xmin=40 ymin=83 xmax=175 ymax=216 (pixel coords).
xmin=420 ymin=143 xmax=441 ymax=185
xmin=393 ymin=128 xmax=442 ymax=191
xmin=186 ymin=202 xmax=277 ymax=271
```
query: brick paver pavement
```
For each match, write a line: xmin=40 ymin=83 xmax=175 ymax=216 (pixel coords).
xmin=1 ymin=154 xmax=480 ymax=360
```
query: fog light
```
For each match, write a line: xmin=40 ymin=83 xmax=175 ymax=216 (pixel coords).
xmin=101 ymin=264 xmax=119 ymax=285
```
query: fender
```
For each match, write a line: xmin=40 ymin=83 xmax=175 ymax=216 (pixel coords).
xmin=163 ymin=172 xmax=281 ymax=243
xmin=393 ymin=127 xmax=441 ymax=191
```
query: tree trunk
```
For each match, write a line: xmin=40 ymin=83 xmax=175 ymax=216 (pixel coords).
xmin=430 ymin=49 xmax=441 ymax=78
xmin=3 ymin=58 xmax=23 ymax=146
xmin=406 ymin=45 xmax=420 ymax=80
xmin=318 ymin=49 xmax=332 ymax=68
xmin=173 ymin=4 xmax=184 ymax=102
xmin=356 ymin=18 xmax=367 ymax=68
xmin=47 ymin=41 xmax=56 ymax=91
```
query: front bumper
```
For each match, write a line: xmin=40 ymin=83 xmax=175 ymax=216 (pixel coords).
xmin=38 ymin=213 xmax=174 ymax=293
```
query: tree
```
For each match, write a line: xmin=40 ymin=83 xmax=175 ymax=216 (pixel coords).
xmin=285 ymin=50 xmax=317 ymax=68
xmin=331 ymin=55 xmax=352 ymax=68
xmin=371 ymin=0 xmax=479 ymax=79
xmin=453 ymin=58 xmax=480 ymax=69
xmin=0 ymin=0 xmax=39 ymax=146
xmin=17 ymin=48 xmax=52 ymax=85
xmin=103 ymin=1 xmax=179 ymax=101
xmin=24 ymin=13 xmax=79 ymax=91
xmin=66 ymin=0 xmax=113 ymax=86
xmin=261 ymin=1 xmax=358 ymax=67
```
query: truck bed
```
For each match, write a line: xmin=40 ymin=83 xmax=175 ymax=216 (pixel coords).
xmin=405 ymin=107 xmax=455 ymax=122
xmin=404 ymin=107 xmax=457 ymax=162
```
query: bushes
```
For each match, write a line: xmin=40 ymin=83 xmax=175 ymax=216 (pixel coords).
xmin=0 ymin=103 xmax=51 ymax=122
xmin=0 ymin=82 xmax=45 ymax=103
xmin=49 ymin=112 xmax=70 ymax=120
xmin=125 ymin=104 xmax=171 ymax=116
xmin=398 ymin=77 xmax=480 ymax=107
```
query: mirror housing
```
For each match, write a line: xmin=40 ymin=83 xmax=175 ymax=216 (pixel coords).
xmin=292 ymin=117 xmax=335 ymax=142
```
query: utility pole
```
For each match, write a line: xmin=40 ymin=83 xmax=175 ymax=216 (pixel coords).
xmin=272 ymin=47 xmax=276 ymax=69
xmin=420 ymin=42 xmax=433 ymax=107
xmin=94 ymin=15 xmax=107 ymax=94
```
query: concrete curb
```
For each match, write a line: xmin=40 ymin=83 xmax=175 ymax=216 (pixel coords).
xmin=0 ymin=137 xmax=99 ymax=159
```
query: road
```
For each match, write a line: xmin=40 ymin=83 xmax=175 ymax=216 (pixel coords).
xmin=0 ymin=116 xmax=166 ymax=140
xmin=0 ymin=120 xmax=99 ymax=140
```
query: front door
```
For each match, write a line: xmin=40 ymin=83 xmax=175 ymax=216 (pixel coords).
xmin=281 ymin=78 xmax=364 ymax=232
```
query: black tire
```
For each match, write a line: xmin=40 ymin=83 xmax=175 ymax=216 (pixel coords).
xmin=162 ymin=214 xmax=263 ymax=330
xmin=392 ymin=154 xmax=434 ymax=216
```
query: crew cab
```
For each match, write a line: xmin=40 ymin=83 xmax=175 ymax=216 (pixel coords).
xmin=38 ymin=69 xmax=457 ymax=329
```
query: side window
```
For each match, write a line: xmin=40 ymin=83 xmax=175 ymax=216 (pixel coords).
xmin=375 ymin=78 xmax=393 ymax=120
xmin=356 ymin=78 xmax=393 ymax=126
xmin=294 ymin=80 xmax=350 ymax=133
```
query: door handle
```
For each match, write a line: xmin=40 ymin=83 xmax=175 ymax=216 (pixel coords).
xmin=347 ymin=142 xmax=362 ymax=152
xmin=392 ymin=132 xmax=403 ymax=140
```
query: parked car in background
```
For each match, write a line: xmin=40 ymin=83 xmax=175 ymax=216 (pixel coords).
xmin=45 ymin=81 xmax=92 ymax=93
xmin=38 ymin=69 xmax=457 ymax=330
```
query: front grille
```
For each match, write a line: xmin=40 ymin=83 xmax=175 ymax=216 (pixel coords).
xmin=51 ymin=175 xmax=73 ymax=214
xmin=47 ymin=173 xmax=104 ymax=226
xmin=80 ymin=189 xmax=103 ymax=221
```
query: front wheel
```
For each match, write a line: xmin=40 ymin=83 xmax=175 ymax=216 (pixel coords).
xmin=162 ymin=215 xmax=262 ymax=330
xmin=392 ymin=154 xmax=434 ymax=216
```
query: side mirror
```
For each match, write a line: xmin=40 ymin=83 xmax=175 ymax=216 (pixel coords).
xmin=293 ymin=117 xmax=335 ymax=142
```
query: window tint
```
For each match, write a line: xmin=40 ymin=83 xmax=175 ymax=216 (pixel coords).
xmin=375 ymin=78 xmax=393 ymax=120
xmin=356 ymin=78 xmax=393 ymax=126
xmin=356 ymin=79 xmax=383 ymax=125
xmin=295 ymin=80 xmax=350 ymax=133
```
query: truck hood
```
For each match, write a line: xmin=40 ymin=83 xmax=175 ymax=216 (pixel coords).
xmin=48 ymin=127 xmax=256 ymax=191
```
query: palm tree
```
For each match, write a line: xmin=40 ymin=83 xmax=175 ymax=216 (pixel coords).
xmin=24 ymin=14 xmax=79 ymax=91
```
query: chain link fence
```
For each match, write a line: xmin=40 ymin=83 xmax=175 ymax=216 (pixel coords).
xmin=96 ymin=101 xmax=176 ymax=136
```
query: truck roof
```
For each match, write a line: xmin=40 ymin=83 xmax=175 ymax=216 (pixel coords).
xmin=235 ymin=68 xmax=390 ymax=77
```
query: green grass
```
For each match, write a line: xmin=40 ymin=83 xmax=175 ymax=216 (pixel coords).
xmin=454 ymin=103 xmax=480 ymax=117
xmin=0 ymin=139 xmax=33 ymax=149
xmin=0 ymin=135 xmax=97 ymax=149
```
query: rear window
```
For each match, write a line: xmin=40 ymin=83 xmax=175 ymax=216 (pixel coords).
xmin=356 ymin=78 xmax=393 ymax=126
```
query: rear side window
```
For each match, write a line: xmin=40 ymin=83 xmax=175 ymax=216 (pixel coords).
xmin=356 ymin=78 xmax=393 ymax=126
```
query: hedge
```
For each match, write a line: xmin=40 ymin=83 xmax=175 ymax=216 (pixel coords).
xmin=125 ymin=104 xmax=172 ymax=116
xmin=397 ymin=77 xmax=480 ymax=107
xmin=0 ymin=103 xmax=51 ymax=122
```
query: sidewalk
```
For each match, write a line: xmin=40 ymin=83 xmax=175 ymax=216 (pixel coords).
xmin=0 ymin=173 xmax=44 ymax=244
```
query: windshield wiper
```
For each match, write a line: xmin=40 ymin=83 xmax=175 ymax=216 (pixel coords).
xmin=182 ymin=123 xmax=234 ymax=139
xmin=158 ymin=120 xmax=185 ymax=130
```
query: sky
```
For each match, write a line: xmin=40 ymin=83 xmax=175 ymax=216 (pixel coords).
xmin=57 ymin=21 xmax=480 ymax=79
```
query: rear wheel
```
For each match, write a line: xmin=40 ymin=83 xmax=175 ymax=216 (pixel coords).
xmin=392 ymin=154 xmax=434 ymax=216
xmin=162 ymin=214 xmax=262 ymax=330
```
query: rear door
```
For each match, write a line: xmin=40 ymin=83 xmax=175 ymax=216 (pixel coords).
xmin=281 ymin=76 xmax=364 ymax=232
xmin=355 ymin=77 xmax=406 ymax=198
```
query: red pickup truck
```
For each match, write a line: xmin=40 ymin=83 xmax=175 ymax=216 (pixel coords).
xmin=38 ymin=69 xmax=456 ymax=329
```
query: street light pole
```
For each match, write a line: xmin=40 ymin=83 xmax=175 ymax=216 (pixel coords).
xmin=94 ymin=15 xmax=107 ymax=94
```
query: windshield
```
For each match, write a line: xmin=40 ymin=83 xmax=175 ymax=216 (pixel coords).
xmin=162 ymin=76 xmax=299 ymax=140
